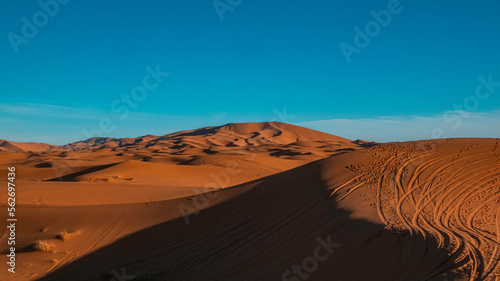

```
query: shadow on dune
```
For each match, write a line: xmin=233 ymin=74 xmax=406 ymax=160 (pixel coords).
xmin=38 ymin=160 xmax=464 ymax=281
xmin=45 ymin=163 xmax=121 ymax=182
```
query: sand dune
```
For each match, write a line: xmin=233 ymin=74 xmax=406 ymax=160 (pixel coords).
xmin=0 ymin=122 xmax=362 ymax=206
xmin=0 ymin=140 xmax=60 ymax=153
xmin=0 ymin=123 xmax=498 ymax=280
xmin=61 ymin=122 xmax=354 ymax=153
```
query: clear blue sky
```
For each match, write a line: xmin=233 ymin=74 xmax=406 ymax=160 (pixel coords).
xmin=1 ymin=0 xmax=499 ymax=144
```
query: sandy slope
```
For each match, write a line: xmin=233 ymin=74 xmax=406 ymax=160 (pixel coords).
xmin=328 ymin=138 xmax=500 ymax=280
xmin=0 ymin=123 xmax=498 ymax=280
xmin=0 ymin=122 xmax=363 ymax=205
xmin=0 ymin=140 xmax=60 ymax=153
xmin=0 ymin=122 xmax=356 ymax=154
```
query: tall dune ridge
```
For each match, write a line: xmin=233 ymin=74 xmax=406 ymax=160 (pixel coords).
xmin=0 ymin=122 xmax=353 ymax=153
xmin=0 ymin=122 xmax=499 ymax=280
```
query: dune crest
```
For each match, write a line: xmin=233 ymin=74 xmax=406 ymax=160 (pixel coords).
xmin=0 ymin=123 xmax=498 ymax=280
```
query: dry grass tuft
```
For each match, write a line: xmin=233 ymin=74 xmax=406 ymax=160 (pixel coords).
xmin=33 ymin=240 xmax=54 ymax=253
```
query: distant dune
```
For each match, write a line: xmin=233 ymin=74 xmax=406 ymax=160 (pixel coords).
xmin=0 ymin=123 xmax=498 ymax=280
xmin=0 ymin=140 xmax=60 ymax=153
xmin=0 ymin=122 xmax=355 ymax=153
xmin=0 ymin=122 xmax=364 ymax=206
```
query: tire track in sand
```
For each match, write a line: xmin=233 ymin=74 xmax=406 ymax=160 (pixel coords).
xmin=331 ymin=141 xmax=500 ymax=280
